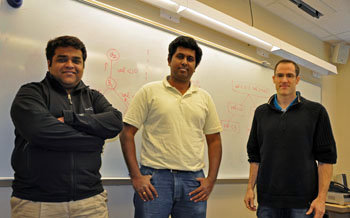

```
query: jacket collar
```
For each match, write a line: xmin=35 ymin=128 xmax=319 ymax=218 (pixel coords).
xmin=267 ymin=91 xmax=302 ymax=111
xmin=44 ymin=71 xmax=87 ymax=94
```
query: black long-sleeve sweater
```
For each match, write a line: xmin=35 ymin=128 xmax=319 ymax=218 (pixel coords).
xmin=10 ymin=72 xmax=123 ymax=202
xmin=247 ymin=93 xmax=337 ymax=208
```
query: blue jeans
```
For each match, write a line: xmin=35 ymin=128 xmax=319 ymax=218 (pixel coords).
xmin=257 ymin=205 xmax=313 ymax=218
xmin=134 ymin=166 xmax=207 ymax=218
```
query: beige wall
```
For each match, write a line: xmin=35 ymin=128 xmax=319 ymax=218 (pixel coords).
xmin=331 ymin=61 xmax=350 ymax=174
xmin=97 ymin=0 xmax=346 ymax=217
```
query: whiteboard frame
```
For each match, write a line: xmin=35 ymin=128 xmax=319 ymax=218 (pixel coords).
xmin=0 ymin=0 xmax=322 ymax=181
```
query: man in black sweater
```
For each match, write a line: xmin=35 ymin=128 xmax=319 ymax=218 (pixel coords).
xmin=10 ymin=36 xmax=123 ymax=217
xmin=244 ymin=59 xmax=337 ymax=218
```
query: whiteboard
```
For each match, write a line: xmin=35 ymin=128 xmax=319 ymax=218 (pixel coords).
xmin=0 ymin=0 xmax=321 ymax=179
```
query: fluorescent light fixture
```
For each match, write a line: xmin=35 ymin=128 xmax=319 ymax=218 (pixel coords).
xmin=272 ymin=43 xmax=337 ymax=75
xmin=177 ymin=5 xmax=186 ymax=13
xmin=158 ymin=0 xmax=178 ymax=7
xmin=140 ymin=0 xmax=337 ymax=75
xmin=141 ymin=0 xmax=179 ymax=13
xmin=183 ymin=8 xmax=274 ymax=51
xmin=142 ymin=0 xmax=274 ymax=51
xmin=290 ymin=0 xmax=323 ymax=19
xmin=271 ymin=46 xmax=280 ymax=52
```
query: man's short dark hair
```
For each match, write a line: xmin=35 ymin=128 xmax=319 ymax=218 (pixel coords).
xmin=168 ymin=36 xmax=202 ymax=67
xmin=274 ymin=59 xmax=300 ymax=77
xmin=46 ymin=36 xmax=87 ymax=67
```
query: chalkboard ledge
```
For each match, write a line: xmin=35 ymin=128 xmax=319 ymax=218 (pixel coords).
xmin=0 ymin=177 xmax=247 ymax=187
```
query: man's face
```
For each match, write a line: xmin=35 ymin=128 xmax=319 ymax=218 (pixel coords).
xmin=48 ymin=46 xmax=84 ymax=92
xmin=168 ymin=46 xmax=196 ymax=83
xmin=273 ymin=62 xmax=300 ymax=97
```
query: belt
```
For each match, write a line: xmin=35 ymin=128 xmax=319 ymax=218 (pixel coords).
xmin=162 ymin=169 xmax=190 ymax=173
xmin=141 ymin=165 xmax=197 ymax=174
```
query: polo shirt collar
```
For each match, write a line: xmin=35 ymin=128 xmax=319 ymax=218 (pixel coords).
xmin=163 ymin=76 xmax=198 ymax=94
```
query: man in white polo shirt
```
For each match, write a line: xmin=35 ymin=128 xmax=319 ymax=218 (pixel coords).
xmin=120 ymin=35 xmax=222 ymax=218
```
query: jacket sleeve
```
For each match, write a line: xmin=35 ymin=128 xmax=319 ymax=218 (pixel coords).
xmin=11 ymin=84 xmax=105 ymax=152
xmin=313 ymin=105 xmax=337 ymax=164
xmin=247 ymin=110 xmax=261 ymax=163
xmin=63 ymin=90 xmax=123 ymax=139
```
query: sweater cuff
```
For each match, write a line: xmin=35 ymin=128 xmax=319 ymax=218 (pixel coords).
xmin=63 ymin=110 xmax=74 ymax=124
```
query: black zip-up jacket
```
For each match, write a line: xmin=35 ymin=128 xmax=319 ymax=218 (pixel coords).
xmin=247 ymin=93 xmax=337 ymax=208
xmin=10 ymin=72 xmax=123 ymax=202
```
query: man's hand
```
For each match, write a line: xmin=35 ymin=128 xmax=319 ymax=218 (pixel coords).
xmin=189 ymin=177 xmax=215 ymax=202
xmin=57 ymin=117 xmax=64 ymax=123
xmin=306 ymin=197 xmax=325 ymax=218
xmin=244 ymin=162 xmax=259 ymax=211
xmin=244 ymin=188 xmax=257 ymax=211
xmin=132 ymin=175 xmax=158 ymax=202
xmin=307 ymin=163 xmax=332 ymax=218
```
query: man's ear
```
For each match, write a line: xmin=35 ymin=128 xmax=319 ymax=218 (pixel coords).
xmin=47 ymin=60 xmax=51 ymax=69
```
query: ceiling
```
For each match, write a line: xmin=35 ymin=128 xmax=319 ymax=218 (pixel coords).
xmin=253 ymin=0 xmax=350 ymax=46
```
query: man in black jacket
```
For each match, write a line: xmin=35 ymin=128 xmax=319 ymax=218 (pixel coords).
xmin=244 ymin=59 xmax=337 ymax=218
xmin=10 ymin=35 xmax=123 ymax=218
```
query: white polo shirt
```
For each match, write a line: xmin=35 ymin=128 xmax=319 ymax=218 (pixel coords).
xmin=124 ymin=76 xmax=222 ymax=171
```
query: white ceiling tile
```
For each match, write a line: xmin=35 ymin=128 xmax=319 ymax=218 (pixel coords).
xmin=336 ymin=31 xmax=350 ymax=43
xmin=317 ymin=11 xmax=350 ymax=34
xmin=302 ymin=24 xmax=332 ymax=38
xmin=320 ymin=0 xmax=350 ymax=12
xmin=255 ymin=0 xmax=350 ymax=44
xmin=265 ymin=1 xmax=331 ymax=38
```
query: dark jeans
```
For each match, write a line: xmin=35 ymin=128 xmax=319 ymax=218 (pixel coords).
xmin=134 ymin=166 xmax=207 ymax=218
xmin=257 ymin=205 xmax=314 ymax=218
